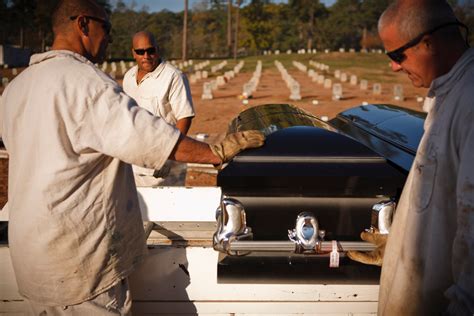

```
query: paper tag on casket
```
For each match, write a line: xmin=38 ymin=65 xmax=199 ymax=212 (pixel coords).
xmin=329 ymin=240 xmax=340 ymax=268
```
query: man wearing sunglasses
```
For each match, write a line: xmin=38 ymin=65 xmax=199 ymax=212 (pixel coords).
xmin=347 ymin=0 xmax=474 ymax=315
xmin=0 ymin=0 xmax=264 ymax=314
xmin=123 ymin=31 xmax=195 ymax=187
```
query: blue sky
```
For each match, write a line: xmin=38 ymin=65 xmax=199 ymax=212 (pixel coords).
xmin=113 ymin=0 xmax=336 ymax=12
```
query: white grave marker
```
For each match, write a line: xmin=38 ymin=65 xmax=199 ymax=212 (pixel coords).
xmin=201 ymin=82 xmax=213 ymax=100
xmin=393 ymin=84 xmax=404 ymax=101
xmin=216 ymin=76 xmax=226 ymax=86
xmin=289 ymin=83 xmax=302 ymax=101
xmin=340 ymin=73 xmax=348 ymax=82
xmin=332 ymin=83 xmax=343 ymax=100
xmin=350 ymin=75 xmax=357 ymax=86
xmin=317 ymin=75 xmax=325 ymax=85
xmin=323 ymin=78 xmax=332 ymax=89
xmin=360 ymin=80 xmax=368 ymax=90
xmin=373 ymin=83 xmax=382 ymax=95
xmin=242 ymin=83 xmax=253 ymax=99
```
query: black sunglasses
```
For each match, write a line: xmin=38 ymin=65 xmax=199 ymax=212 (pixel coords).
xmin=133 ymin=47 xmax=157 ymax=56
xmin=386 ymin=21 xmax=469 ymax=64
xmin=70 ymin=15 xmax=112 ymax=35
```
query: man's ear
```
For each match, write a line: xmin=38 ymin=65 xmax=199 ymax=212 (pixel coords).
xmin=76 ymin=16 xmax=89 ymax=36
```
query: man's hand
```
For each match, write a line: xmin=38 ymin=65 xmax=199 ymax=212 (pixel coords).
xmin=210 ymin=130 xmax=265 ymax=167
xmin=347 ymin=228 xmax=387 ymax=266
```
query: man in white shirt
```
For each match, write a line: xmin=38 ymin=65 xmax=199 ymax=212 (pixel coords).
xmin=347 ymin=1 xmax=473 ymax=314
xmin=123 ymin=31 xmax=194 ymax=186
xmin=0 ymin=0 xmax=264 ymax=314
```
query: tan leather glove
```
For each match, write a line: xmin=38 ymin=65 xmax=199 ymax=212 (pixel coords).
xmin=210 ymin=130 xmax=265 ymax=167
xmin=347 ymin=228 xmax=387 ymax=266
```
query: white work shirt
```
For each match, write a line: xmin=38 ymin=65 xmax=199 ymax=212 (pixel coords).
xmin=1 ymin=50 xmax=180 ymax=306
xmin=123 ymin=61 xmax=194 ymax=178
xmin=379 ymin=48 xmax=474 ymax=315
xmin=123 ymin=60 xmax=194 ymax=126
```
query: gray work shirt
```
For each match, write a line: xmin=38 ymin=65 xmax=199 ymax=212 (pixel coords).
xmin=1 ymin=50 xmax=180 ymax=306
xmin=379 ymin=48 xmax=474 ymax=315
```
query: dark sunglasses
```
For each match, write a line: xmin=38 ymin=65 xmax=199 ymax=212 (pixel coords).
xmin=386 ymin=21 xmax=469 ymax=64
xmin=70 ymin=15 xmax=112 ymax=35
xmin=133 ymin=47 xmax=157 ymax=56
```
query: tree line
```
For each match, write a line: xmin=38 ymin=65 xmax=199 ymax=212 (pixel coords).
xmin=1 ymin=0 xmax=473 ymax=60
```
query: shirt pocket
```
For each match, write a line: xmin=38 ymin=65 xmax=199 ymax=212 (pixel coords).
xmin=156 ymin=101 xmax=176 ymax=125
xmin=138 ymin=96 xmax=159 ymax=116
xmin=412 ymin=144 xmax=437 ymax=212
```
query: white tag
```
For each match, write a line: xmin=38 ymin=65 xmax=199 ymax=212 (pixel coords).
xmin=329 ymin=240 xmax=340 ymax=268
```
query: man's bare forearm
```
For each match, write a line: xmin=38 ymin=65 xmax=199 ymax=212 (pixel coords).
xmin=176 ymin=117 xmax=193 ymax=135
xmin=169 ymin=134 xmax=220 ymax=164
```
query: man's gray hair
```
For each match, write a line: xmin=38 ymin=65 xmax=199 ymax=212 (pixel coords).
xmin=379 ymin=0 xmax=459 ymax=41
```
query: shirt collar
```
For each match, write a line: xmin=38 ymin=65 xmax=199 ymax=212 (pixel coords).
xmin=427 ymin=47 xmax=474 ymax=98
xmin=29 ymin=50 xmax=95 ymax=67
xmin=147 ymin=59 xmax=165 ymax=79
xmin=133 ymin=59 xmax=165 ymax=84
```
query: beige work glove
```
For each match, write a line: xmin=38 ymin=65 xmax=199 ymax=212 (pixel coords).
xmin=210 ymin=130 xmax=265 ymax=168
xmin=347 ymin=228 xmax=387 ymax=266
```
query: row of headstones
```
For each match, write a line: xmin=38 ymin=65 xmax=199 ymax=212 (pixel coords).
xmin=262 ymin=48 xmax=384 ymax=55
xmin=241 ymin=61 xmax=262 ymax=100
xmin=177 ymin=60 xmax=194 ymax=70
xmin=305 ymin=61 xmax=332 ymax=91
xmin=308 ymin=60 xmax=330 ymax=72
xmin=98 ymin=60 xmax=135 ymax=79
xmin=334 ymin=70 xmax=360 ymax=86
xmin=336 ymin=48 xmax=384 ymax=54
xmin=193 ymin=60 xmax=210 ymax=71
xmin=330 ymin=82 xmax=406 ymax=102
xmin=308 ymin=70 xmax=387 ymax=101
xmin=307 ymin=61 xmax=377 ymax=98
xmin=332 ymin=68 xmax=406 ymax=101
xmin=201 ymin=61 xmax=246 ymax=100
xmin=274 ymin=60 xmax=301 ymax=101
xmin=304 ymin=62 xmax=402 ymax=101
xmin=189 ymin=70 xmax=209 ymax=84
xmin=211 ymin=60 xmax=228 ymax=73
xmin=292 ymin=61 xmax=307 ymax=72
xmin=189 ymin=60 xmax=213 ymax=84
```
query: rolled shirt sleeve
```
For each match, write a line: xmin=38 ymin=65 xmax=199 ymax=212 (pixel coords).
xmin=77 ymin=83 xmax=180 ymax=170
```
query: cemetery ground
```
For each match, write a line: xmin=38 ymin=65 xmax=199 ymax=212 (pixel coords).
xmin=0 ymin=51 xmax=427 ymax=187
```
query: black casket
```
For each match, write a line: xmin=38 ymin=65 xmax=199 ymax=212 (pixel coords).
xmin=213 ymin=103 xmax=425 ymax=284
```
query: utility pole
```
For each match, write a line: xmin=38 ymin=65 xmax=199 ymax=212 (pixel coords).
xmin=182 ymin=0 xmax=188 ymax=61
xmin=233 ymin=0 xmax=241 ymax=60
xmin=227 ymin=0 xmax=232 ymax=57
